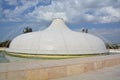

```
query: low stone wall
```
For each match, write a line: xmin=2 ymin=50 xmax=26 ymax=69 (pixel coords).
xmin=0 ymin=54 xmax=120 ymax=80
xmin=0 ymin=47 xmax=6 ymax=51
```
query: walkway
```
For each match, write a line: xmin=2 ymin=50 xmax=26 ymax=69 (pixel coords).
xmin=52 ymin=64 xmax=120 ymax=80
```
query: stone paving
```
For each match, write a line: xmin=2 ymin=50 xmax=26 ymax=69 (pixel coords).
xmin=52 ymin=64 xmax=120 ymax=80
xmin=0 ymin=54 xmax=120 ymax=80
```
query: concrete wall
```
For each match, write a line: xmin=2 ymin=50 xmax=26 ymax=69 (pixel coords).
xmin=0 ymin=54 xmax=120 ymax=80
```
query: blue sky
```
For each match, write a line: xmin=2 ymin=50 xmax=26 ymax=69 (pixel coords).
xmin=0 ymin=0 xmax=120 ymax=44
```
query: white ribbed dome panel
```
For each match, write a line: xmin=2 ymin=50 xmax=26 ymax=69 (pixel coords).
xmin=6 ymin=18 xmax=108 ymax=54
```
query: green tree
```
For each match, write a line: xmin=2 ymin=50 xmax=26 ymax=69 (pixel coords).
xmin=0 ymin=40 xmax=11 ymax=48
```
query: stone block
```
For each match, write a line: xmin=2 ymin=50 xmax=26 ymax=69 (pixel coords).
xmin=116 ymin=58 xmax=120 ymax=64
xmin=110 ymin=59 xmax=116 ymax=66
xmin=47 ymin=66 xmax=67 ymax=79
xmin=67 ymin=64 xmax=85 ymax=76
xmin=103 ymin=59 xmax=117 ymax=67
xmin=7 ymin=71 xmax=26 ymax=80
xmin=0 ymin=64 xmax=8 ymax=72
xmin=7 ymin=63 xmax=26 ymax=71
xmin=84 ymin=62 xmax=94 ymax=72
xmin=94 ymin=61 xmax=103 ymax=70
xmin=0 ymin=72 xmax=7 ymax=80
xmin=25 ymin=62 xmax=42 ymax=70
xmin=113 ymin=58 xmax=120 ymax=65
xmin=25 ymin=69 xmax=48 ymax=80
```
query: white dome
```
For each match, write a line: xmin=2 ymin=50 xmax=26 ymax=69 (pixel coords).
xmin=6 ymin=18 xmax=108 ymax=54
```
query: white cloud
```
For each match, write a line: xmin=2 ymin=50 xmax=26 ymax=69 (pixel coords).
xmin=43 ymin=12 xmax=67 ymax=21
xmin=25 ymin=0 xmax=120 ymax=23
xmin=5 ymin=0 xmax=18 ymax=6
xmin=1 ymin=0 xmax=120 ymax=23
xmin=94 ymin=6 xmax=120 ymax=23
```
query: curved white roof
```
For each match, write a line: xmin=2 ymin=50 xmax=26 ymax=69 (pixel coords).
xmin=6 ymin=18 xmax=108 ymax=54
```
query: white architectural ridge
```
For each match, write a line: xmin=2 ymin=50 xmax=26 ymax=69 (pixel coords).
xmin=6 ymin=18 xmax=108 ymax=54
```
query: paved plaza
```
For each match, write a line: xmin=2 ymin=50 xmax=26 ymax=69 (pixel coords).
xmin=52 ymin=64 xmax=120 ymax=80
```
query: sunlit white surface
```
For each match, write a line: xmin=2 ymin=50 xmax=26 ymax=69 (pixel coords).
xmin=6 ymin=18 xmax=108 ymax=54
